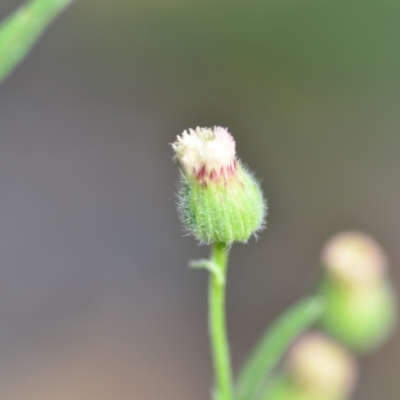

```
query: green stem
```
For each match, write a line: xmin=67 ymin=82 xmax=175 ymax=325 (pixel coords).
xmin=0 ymin=0 xmax=74 ymax=83
xmin=209 ymin=242 xmax=234 ymax=400
xmin=236 ymin=297 xmax=324 ymax=400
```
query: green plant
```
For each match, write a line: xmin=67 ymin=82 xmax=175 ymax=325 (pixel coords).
xmin=171 ymin=127 xmax=397 ymax=400
xmin=0 ymin=3 xmax=396 ymax=399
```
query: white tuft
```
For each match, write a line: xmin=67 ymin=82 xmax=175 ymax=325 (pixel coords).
xmin=172 ymin=126 xmax=236 ymax=181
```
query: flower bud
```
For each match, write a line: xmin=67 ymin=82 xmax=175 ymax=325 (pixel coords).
xmin=287 ymin=333 xmax=357 ymax=398
xmin=321 ymin=231 xmax=387 ymax=286
xmin=172 ymin=127 xmax=267 ymax=244
xmin=318 ymin=231 xmax=397 ymax=353
xmin=263 ymin=333 xmax=357 ymax=400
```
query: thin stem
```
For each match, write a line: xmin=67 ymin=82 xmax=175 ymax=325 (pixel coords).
xmin=0 ymin=0 xmax=74 ymax=83
xmin=209 ymin=242 xmax=234 ymax=400
xmin=236 ymin=297 xmax=324 ymax=400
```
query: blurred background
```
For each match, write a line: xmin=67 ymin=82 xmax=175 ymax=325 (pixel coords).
xmin=0 ymin=0 xmax=399 ymax=399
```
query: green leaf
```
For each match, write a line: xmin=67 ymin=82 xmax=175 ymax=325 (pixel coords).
xmin=0 ymin=0 xmax=74 ymax=84
xmin=236 ymin=297 xmax=324 ymax=400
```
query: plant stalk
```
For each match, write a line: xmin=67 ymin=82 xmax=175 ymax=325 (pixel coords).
xmin=209 ymin=242 xmax=234 ymax=400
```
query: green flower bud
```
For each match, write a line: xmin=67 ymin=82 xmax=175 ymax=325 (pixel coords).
xmin=172 ymin=127 xmax=267 ymax=244
xmin=263 ymin=333 xmax=357 ymax=400
xmin=318 ymin=231 xmax=397 ymax=353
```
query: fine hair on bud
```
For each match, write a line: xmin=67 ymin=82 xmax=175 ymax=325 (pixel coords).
xmin=172 ymin=127 xmax=267 ymax=244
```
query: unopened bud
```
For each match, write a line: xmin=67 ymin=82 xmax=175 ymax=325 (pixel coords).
xmin=287 ymin=333 xmax=357 ymax=398
xmin=172 ymin=127 xmax=267 ymax=244
xmin=318 ymin=231 xmax=397 ymax=353
xmin=263 ymin=333 xmax=357 ymax=400
xmin=321 ymin=231 xmax=387 ymax=286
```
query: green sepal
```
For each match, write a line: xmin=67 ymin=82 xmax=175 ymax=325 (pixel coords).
xmin=318 ymin=279 xmax=397 ymax=353
xmin=262 ymin=375 xmax=350 ymax=400
xmin=178 ymin=162 xmax=266 ymax=244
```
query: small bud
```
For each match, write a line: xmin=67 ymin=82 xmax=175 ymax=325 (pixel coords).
xmin=263 ymin=333 xmax=357 ymax=400
xmin=287 ymin=333 xmax=357 ymax=398
xmin=172 ymin=127 xmax=267 ymax=244
xmin=321 ymin=231 xmax=387 ymax=286
xmin=318 ymin=231 xmax=397 ymax=353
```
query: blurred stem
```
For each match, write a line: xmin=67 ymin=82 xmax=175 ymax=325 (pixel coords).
xmin=0 ymin=0 xmax=74 ymax=83
xmin=209 ymin=242 xmax=234 ymax=400
xmin=236 ymin=297 xmax=324 ymax=400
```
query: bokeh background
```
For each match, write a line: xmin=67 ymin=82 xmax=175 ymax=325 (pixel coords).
xmin=0 ymin=0 xmax=399 ymax=399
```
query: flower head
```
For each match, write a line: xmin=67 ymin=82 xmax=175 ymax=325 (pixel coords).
xmin=318 ymin=231 xmax=397 ymax=353
xmin=287 ymin=333 xmax=357 ymax=398
xmin=321 ymin=231 xmax=387 ymax=286
xmin=172 ymin=126 xmax=237 ymax=185
xmin=172 ymin=127 xmax=267 ymax=244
